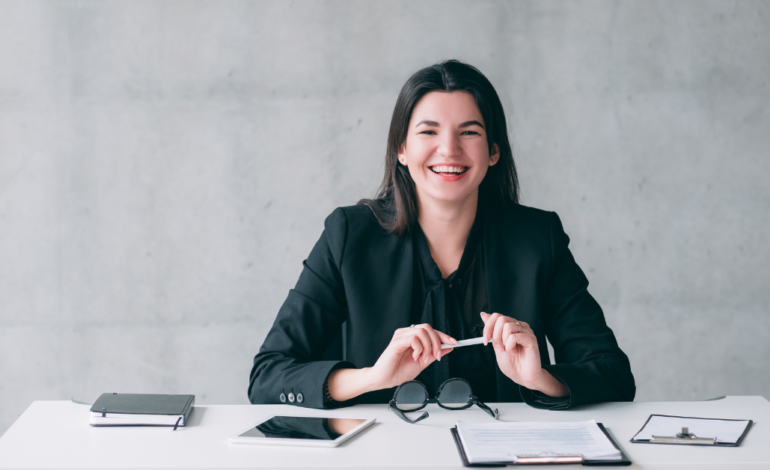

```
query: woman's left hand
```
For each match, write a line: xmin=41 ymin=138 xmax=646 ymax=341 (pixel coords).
xmin=480 ymin=312 xmax=568 ymax=397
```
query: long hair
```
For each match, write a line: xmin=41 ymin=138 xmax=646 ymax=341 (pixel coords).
xmin=359 ymin=60 xmax=519 ymax=235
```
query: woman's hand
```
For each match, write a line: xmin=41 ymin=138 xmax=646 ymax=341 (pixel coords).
xmin=480 ymin=312 xmax=568 ymax=397
xmin=326 ymin=325 xmax=457 ymax=402
xmin=368 ymin=324 xmax=457 ymax=390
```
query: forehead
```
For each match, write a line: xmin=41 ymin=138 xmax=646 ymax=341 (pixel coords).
xmin=410 ymin=91 xmax=483 ymax=125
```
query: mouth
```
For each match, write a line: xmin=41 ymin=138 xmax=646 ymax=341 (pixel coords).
xmin=429 ymin=165 xmax=469 ymax=176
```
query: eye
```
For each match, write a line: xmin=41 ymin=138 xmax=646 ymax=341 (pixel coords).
xmin=419 ymin=130 xmax=437 ymax=135
xmin=461 ymin=130 xmax=480 ymax=135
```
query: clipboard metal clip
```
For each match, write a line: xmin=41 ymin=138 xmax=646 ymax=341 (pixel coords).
xmin=651 ymin=427 xmax=717 ymax=445
xmin=516 ymin=453 xmax=584 ymax=465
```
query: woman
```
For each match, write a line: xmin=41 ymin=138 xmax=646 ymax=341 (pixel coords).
xmin=248 ymin=60 xmax=635 ymax=411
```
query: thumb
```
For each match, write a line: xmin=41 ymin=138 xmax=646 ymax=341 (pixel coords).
xmin=480 ymin=311 xmax=489 ymax=319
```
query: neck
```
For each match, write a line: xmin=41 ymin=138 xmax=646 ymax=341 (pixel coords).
xmin=416 ymin=191 xmax=478 ymax=262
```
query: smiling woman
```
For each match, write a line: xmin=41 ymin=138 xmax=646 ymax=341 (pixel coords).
xmin=361 ymin=61 xmax=518 ymax=237
xmin=248 ymin=60 xmax=635 ymax=413
xmin=401 ymin=92 xmax=499 ymax=211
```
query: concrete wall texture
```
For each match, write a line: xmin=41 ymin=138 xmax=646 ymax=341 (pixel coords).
xmin=1 ymin=0 xmax=768 ymax=435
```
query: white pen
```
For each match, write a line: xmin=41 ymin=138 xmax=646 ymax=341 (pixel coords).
xmin=441 ymin=337 xmax=490 ymax=349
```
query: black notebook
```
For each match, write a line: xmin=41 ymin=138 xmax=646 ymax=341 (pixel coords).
xmin=90 ymin=393 xmax=195 ymax=427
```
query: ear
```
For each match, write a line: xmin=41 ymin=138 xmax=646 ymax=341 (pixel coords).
xmin=398 ymin=143 xmax=407 ymax=166
xmin=489 ymin=143 xmax=500 ymax=167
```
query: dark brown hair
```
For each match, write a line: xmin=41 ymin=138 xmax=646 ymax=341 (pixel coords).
xmin=359 ymin=60 xmax=519 ymax=235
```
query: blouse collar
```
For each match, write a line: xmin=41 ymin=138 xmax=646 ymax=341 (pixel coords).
xmin=412 ymin=206 xmax=484 ymax=284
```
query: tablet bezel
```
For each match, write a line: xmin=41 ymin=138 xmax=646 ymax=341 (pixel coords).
xmin=228 ymin=415 xmax=376 ymax=447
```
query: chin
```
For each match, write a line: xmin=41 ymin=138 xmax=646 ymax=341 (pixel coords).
xmin=423 ymin=188 xmax=479 ymax=205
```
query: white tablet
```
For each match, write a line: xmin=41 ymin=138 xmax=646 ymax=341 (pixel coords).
xmin=228 ymin=415 xmax=376 ymax=447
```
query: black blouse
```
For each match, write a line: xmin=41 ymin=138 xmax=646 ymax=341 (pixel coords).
xmin=411 ymin=210 xmax=570 ymax=408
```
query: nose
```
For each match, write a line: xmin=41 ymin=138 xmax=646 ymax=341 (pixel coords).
xmin=437 ymin=132 xmax=461 ymax=158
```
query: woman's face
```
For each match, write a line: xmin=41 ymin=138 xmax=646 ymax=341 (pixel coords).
xmin=399 ymin=91 xmax=499 ymax=208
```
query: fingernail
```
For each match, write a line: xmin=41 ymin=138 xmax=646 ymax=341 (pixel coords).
xmin=483 ymin=334 xmax=488 ymax=346
xmin=452 ymin=337 xmax=458 ymax=344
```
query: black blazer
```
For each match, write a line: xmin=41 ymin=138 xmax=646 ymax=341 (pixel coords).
xmin=249 ymin=204 xmax=635 ymax=409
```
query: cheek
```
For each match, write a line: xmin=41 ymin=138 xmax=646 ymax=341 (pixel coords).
xmin=469 ymin=145 xmax=493 ymax=169
xmin=470 ymin=140 xmax=491 ymax=158
xmin=407 ymin=164 xmax=429 ymax=183
xmin=405 ymin=144 xmax=433 ymax=169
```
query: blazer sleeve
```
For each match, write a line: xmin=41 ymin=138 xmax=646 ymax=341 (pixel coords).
xmin=248 ymin=207 xmax=355 ymax=409
xmin=530 ymin=212 xmax=636 ymax=409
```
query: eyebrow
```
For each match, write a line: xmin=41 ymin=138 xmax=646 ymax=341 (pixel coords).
xmin=415 ymin=120 xmax=485 ymax=129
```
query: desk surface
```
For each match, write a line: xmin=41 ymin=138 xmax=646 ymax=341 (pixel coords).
xmin=0 ymin=396 xmax=767 ymax=469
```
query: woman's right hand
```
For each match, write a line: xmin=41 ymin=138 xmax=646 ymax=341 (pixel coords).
xmin=326 ymin=324 xmax=457 ymax=402
xmin=368 ymin=324 xmax=457 ymax=390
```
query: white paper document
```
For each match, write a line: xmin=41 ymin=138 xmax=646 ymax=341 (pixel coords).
xmin=632 ymin=415 xmax=751 ymax=444
xmin=455 ymin=420 xmax=621 ymax=464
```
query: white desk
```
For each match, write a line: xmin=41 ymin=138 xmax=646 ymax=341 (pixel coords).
xmin=0 ymin=396 xmax=767 ymax=469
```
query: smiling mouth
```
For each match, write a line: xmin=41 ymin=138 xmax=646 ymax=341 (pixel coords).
xmin=430 ymin=165 xmax=469 ymax=175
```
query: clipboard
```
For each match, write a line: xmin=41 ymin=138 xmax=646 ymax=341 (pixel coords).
xmin=450 ymin=423 xmax=632 ymax=467
xmin=629 ymin=414 xmax=753 ymax=447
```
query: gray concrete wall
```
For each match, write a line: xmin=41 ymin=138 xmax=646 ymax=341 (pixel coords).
xmin=1 ymin=0 xmax=768 ymax=435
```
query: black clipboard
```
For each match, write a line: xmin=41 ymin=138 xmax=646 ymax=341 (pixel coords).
xmin=629 ymin=414 xmax=753 ymax=447
xmin=451 ymin=423 xmax=632 ymax=467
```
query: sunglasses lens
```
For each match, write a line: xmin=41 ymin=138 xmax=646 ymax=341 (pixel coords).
xmin=394 ymin=382 xmax=428 ymax=411
xmin=437 ymin=380 xmax=472 ymax=409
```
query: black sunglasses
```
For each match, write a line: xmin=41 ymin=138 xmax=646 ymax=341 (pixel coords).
xmin=388 ymin=378 xmax=499 ymax=424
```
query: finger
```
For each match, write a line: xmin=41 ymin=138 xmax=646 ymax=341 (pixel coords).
xmin=389 ymin=328 xmax=418 ymax=354
xmin=435 ymin=329 xmax=458 ymax=346
xmin=509 ymin=331 xmax=538 ymax=349
xmin=439 ymin=347 xmax=453 ymax=359
xmin=492 ymin=316 xmax=507 ymax=350
xmin=414 ymin=329 xmax=435 ymax=363
xmin=480 ymin=312 xmax=491 ymax=342
xmin=410 ymin=337 xmax=423 ymax=361
xmin=504 ymin=333 xmax=518 ymax=352
xmin=394 ymin=325 xmax=419 ymax=339
xmin=504 ymin=318 xmax=527 ymax=334
xmin=415 ymin=324 xmax=442 ymax=360
xmin=502 ymin=322 xmax=513 ymax=352
xmin=482 ymin=312 xmax=501 ymax=345
xmin=427 ymin=328 xmax=443 ymax=360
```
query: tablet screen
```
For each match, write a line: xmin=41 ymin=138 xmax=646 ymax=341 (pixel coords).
xmin=238 ymin=416 xmax=369 ymax=441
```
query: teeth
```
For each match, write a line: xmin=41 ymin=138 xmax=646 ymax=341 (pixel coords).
xmin=431 ymin=166 xmax=466 ymax=173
